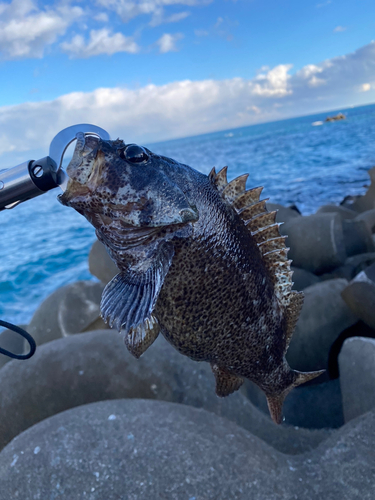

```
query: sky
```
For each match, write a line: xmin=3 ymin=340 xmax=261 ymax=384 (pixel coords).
xmin=0 ymin=0 xmax=375 ymax=166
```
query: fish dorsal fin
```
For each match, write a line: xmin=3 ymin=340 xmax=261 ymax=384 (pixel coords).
xmin=284 ymin=291 xmax=304 ymax=351
xmin=209 ymin=168 xmax=303 ymax=345
xmin=221 ymin=174 xmax=249 ymax=203
xmin=212 ymin=166 xmax=228 ymax=193
xmin=234 ymin=186 xmax=263 ymax=211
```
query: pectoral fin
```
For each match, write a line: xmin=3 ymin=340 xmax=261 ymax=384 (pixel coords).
xmin=100 ymin=242 xmax=174 ymax=334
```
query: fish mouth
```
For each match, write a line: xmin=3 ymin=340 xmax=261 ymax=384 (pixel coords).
xmin=90 ymin=213 xmax=188 ymax=252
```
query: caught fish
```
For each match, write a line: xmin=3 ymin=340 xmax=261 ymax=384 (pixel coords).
xmin=59 ymin=134 xmax=324 ymax=424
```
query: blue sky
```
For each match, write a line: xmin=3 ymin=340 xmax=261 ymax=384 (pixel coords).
xmin=0 ymin=0 xmax=375 ymax=165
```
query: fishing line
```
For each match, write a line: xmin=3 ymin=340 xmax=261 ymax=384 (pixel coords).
xmin=0 ymin=320 xmax=36 ymax=360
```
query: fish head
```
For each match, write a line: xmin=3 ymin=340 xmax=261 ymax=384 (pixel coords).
xmin=58 ymin=135 xmax=199 ymax=267
xmin=59 ymin=135 xmax=198 ymax=226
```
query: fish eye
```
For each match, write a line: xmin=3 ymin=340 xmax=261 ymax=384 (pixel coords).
xmin=124 ymin=144 xmax=149 ymax=164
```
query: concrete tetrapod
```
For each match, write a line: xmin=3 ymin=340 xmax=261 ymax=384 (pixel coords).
xmin=27 ymin=280 xmax=107 ymax=345
xmin=339 ymin=337 xmax=375 ymax=422
xmin=286 ymin=279 xmax=358 ymax=376
xmin=0 ymin=399 xmax=373 ymax=500
xmin=0 ymin=330 xmax=331 ymax=455
xmin=281 ymin=213 xmax=347 ymax=274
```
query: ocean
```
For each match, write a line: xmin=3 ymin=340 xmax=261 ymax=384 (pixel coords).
xmin=1 ymin=103 xmax=375 ymax=326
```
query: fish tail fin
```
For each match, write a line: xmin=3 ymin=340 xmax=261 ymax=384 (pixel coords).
xmin=293 ymin=369 xmax=325 ymax=388
xmin=266 ymin=393 xmax=286 ymax=425
xmin=266 ymin=369 xmax=325 ymax=424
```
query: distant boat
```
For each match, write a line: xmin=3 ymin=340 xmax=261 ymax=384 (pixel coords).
xmin=325 ymin=113 xmax=346 ymax=122
xmin=312 ymin=121 xmax=323 ymax=126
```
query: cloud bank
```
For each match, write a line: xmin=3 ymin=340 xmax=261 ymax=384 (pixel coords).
xmin=0 ymin=41 xmax=374 ymax=165
xmin=0 ymin=0 xmax=206 ymax=60
xmin=61 ymin=28 xmax=139 ymax=57
xmin=0 ymin=0 xmax=83 ymax=59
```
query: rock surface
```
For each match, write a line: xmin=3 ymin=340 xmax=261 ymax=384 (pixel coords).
xmin=89 ymin=239 xmax=119 ymax=284
xmin=27 ymin=280 xmax=107 ymax=345
xmin=355 ymin=208 xmax=375 ymax=233
xmin=316 ymin=204 xmax=357 ymax=220
xmin=343 ymin=252 xmax=375 ymax=277
xmin=328 ymin=320 xmax=375 ymax=378
xmin=0 ymin=330 xmax=331 ymax=455
xmin=291 ymin=266 xmax=320 ymax=291
xmin=0 ymin=326 xmax=27 ymax=370
xmin=341 ymin=263 xmax=375 ymax=330
xmin=266 ymin=202 xmax=301 ymax=224
xmin=342 ymin=166 xmax=375 ymax=213
xmin=342 ymin=219 xmax=375 ymax=257
xmin=287 ymin=279 xmax=358 ymax=375
xmin=0 ymin=399 xmax=374 ymax=500
xmin=339 ymin=337 xmax=375 ymax=423
xmin=281 ymin=213 xmax=347 ymax=274
xmin=320 ymin=253 xmax=375 ymax=282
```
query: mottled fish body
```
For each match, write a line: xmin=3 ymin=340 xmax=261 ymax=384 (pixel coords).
xmin=60 ymin=135 xmax=323 ymax=423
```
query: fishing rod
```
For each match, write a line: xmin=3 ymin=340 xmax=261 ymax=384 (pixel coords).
xmin=0 ymin=124 xmax=111 ymax=360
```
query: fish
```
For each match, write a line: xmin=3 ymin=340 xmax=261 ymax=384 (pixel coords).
xmin=59 ymin=133 xmax=324 ymax=424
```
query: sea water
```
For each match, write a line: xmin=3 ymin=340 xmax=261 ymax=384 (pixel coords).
xmin=1 ymin=103 xmax=374 ymax=325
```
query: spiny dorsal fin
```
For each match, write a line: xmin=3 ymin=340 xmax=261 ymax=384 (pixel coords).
xmin=222 ymin=174 xmax=249 ymax=204
xmin=246 ymin=211 xmax=278 ymax=232
xmin=239 ymin=199 xmax=268 ymax=220
xmin=212 ymin=166 xmax=228 ymax=193
xmin=258 ymin=236 xmax=287 ymax=254
xmin=233 ymin=186 xmax=263 ymax=211
xmin=211 ymin=167 xmax=304 ymax=353
xmin=208 ymin=167 xmax=217 ymax=181
xmin=263 ymin=248 xmax=289 ymax=265
xmin=251 ymin=224 xmax=282 ymax=244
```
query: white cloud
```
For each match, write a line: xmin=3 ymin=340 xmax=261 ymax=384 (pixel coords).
xmin=0 ymin=41 xmax=375 ymax=166
xmin=156 ymin=33 xmax=183 ymax=53
xmin=150 ymin=10 xmax=190 ymax=26
xmin=94 ymin=12 xmax=109 ymax=22
xmin=252 ymin=65 xmax=293 ymax=97
xmin=0 ymin=0 xmax=83 ymax=59
xmin=194 ymin=29 xmax=208 ymax=37
xmin=61 ymin=28 xmax=139 ymax=57
xmin=334 ymin=26 xmax=347 ymax=32
xmin=360 ymin=83 xmax=372 ymax=92
xmin=295 ymin=64 xmax=326 ymax=87
xmin=96 ymin=0 xmax=211 ymax=25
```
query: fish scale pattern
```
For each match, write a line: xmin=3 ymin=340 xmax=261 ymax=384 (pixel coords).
xmin=209 ymin=166 xmax=304 ymax=351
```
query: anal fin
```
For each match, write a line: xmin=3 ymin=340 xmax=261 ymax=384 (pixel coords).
xmin=211 ymin=364 xmax=244 ymax=397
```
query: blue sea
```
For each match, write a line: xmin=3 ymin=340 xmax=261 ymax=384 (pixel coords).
xmin=1 ymin=103 xmax=375 ymax=327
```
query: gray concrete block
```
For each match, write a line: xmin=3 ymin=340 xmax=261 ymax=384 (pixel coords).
xmin=287 ymin=279 xmax=358 ymax=375
xmin=339 ymin=337 xmax=375 ymax=422
xmin=281 ymin=213 xmax=347 ymax=274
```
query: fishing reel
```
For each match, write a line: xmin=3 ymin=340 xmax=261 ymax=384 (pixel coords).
xmin=0 ymin=124 xmax=111 ymax=359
